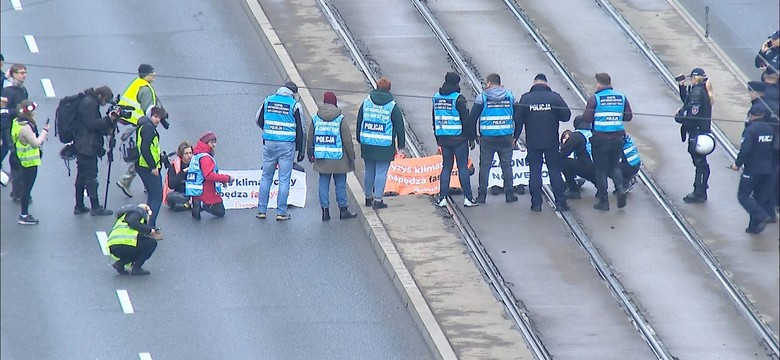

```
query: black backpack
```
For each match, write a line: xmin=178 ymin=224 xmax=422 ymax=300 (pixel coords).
xmin=54 ymin=93 xmax=85 ymax=144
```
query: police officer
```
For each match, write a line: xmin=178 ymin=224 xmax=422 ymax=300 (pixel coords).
xmin=582 ymin=73 xmax=634 ymax=211
xmin=107 ymin=204 xmax=161 ymax=276
xmin=256 ymin=81 xmax=306 ymax=220
xmin=620 ymin=133 xmax=641 ymax=193
xmin=730 ymin=103 xmax=776 ymax=234
xmin=470 ymin=73 xmax=522 ymax=203
xmin=560 ymin=115 xmax=595 ymax=199
xmin=117 ymin=64 xmax=162 ymax=198
xmin=432 ymin=72 xmax=478 ymax=208
xmin=517 ymin=74 xmax=571 ymax=211
xmin=135 ymin=106 xmax=166 ymax=238
xmin=755 ymin=30 xmax=779 ymax=79
xmin=676 ymin=68 xmax=714 ymax=203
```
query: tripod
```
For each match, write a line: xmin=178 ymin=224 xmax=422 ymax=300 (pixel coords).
xmin=103 ymin=126 xmax=118 ymax=209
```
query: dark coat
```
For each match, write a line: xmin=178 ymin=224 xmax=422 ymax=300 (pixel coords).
xmin=517 ymin=83 xmax=571 ymax=149
xmin=432 ymin=83 xmax=474 ymax=146
xmin=357 ymin=89 xmax=405 ymax=161
xmin=307 ymin=103 xmax=356 ymax=174
xmin=3 ymin=84 xmax=28 ymax=118
xmin=74 ymin=88 xmax=114 ymax=157
xmin=735 ymin=120 xmax=775 ymax=174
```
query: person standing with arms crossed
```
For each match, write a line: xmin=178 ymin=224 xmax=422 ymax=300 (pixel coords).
xmin=135 ymin=106 xmax=166 ymax=239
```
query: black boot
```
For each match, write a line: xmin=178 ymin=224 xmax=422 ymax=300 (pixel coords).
xmin=89 ymin=198 xmax=113 ymax=216
xmin=364 ymin=197 xmax=373 ymax=207
xmin=321 ymin=207 xmax=331 ymax=221
xmin=130 ymin=266 xmax=150 ymax=276
xmin=74 ymin=184 xmax=89 ymax=214
xmin=476 ymin=193 xmax=487 ymax=203
xmin=112 ymin=261 xmax=129 ymax=275
xmin=684 ymin=167 xmax=709 ymax=203
xmin=593 ymin=198 xmax=609 ymax=211
xmin=339 ymin=206 xmax=357 ymax=219
xmin=505 ymin=189 xmax=518 ymax=203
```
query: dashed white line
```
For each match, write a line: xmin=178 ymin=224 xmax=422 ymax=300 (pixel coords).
xmin=24 ymin=35 xmax=38 ymax=53
xmin=96 ymin=231 xmax=109 ymax=256
xmin=11 ymin=0 xmax=22 ymax=10
xmin=116 ymin=290 xmax=134 ymax=314
xmin=138 ymin=352 xmax=153 ymax=360
xmin=40 ymin=79 xmax=55 ymax=97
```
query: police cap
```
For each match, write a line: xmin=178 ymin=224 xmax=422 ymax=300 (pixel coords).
xmin=747 ymin=81 xmax=766 ymax=92
xmin=770 ymin=30 xmax=780 ymax=40
xmin=689 ymin=68 xmax=706 ymax=77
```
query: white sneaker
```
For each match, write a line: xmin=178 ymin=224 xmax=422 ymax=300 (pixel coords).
xmin=463 ymin=197 xmax=479 ymax=207
xmin=435 ymin=196 xmax=447 ymax=207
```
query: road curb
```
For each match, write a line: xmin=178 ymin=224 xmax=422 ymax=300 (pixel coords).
xmin=239 ymin=1 xmax=457 ymax=358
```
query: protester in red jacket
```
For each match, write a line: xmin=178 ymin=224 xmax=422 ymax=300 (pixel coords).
xmin=191 ymin=132 xmax=231 ymax=220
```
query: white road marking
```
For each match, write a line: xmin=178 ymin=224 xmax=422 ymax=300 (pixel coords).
xmin=138 ymin=353 xmax=152 ymax=360
xmin=24 ymin=35 xmax=38 ymax=53
xmin=116 ymin=290 xmax=134 ymax=314
xmin=40 ymin=79 xmax=55 ymax=97
xmin=11 ymin=0 xmax=22 ymax=10
xmin=96 ymin=231 xmax=109 ymax=256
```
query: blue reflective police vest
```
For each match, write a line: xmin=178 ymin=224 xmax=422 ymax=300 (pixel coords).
xmin=478 ymin=91 xmax=514 ymax=137
xmin=593 ymin=89 xmax=626 ymax=133
xmin=360 ymin=97 xmax=395 ymax=146
xmin=185 ymin=153 xmax=219 ymax=196
xmin=622 ymin=134 xmax=641 ymax=166
xmin=574 ymin=129 xmax=593 ymax=160
xmin=313 ymin=114 xmax=344 ymax=160
xmin=262 ymin=94 xmax=297 ymax=142
xmin=433 ymin=92 xmax=462 ymax=136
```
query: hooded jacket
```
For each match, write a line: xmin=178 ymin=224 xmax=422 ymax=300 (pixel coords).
xmin=468 ymin=85 xmax=523 ymax=140
xmin=256 ymin=87 xmax=305 ymax=154
xmin=517 ymin=83 xmax=571 ymax=149
xmin=432 ymin=83 xmax=474 ymax=146
xmin=192 ymin=140 xmax=230 ymax=205
xmin=74 ymin=88 xmax=115 ymax=157
xmin=560 ymin=116 xmax=593 ymax=163
xmin=356 ymin=89 xmax=405 ymax=161
xmin=307 ymin=103 xmax=356 ymax=174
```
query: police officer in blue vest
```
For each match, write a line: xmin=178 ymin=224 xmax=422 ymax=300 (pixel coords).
xmin=560 ymin=115 xmax=595 ymax=199
xmin=676 ymin=68 xmax=714 ymax=203
xmin=470 ymin=73 xmax=522 ymax=203
xmin=255 ymin=81 xmax=306 ymax=221
xmin=433 ymin=72 xmax=478 ymax=208
xmin=619 ymin=133 xmax=641 ymax=193
xmin=517 ymin=74 xmax=571 ymax=212
xmin=581 ymin=73 xmax=634 ymax=211
xmin=730 ymin=103 xmax=776 ymax=234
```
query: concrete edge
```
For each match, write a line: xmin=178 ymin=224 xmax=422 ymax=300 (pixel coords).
xmin=239 ymin=1 xmax=457 ymax=359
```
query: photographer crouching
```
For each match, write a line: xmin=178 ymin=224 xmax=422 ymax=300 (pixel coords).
xmin=73 ymin=86 xmax=121 ymax=216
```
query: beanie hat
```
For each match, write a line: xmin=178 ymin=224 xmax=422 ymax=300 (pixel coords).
xmin=323 ymin=91 xmax=338 ymax=106
xmin=284 ymin=81 xmax=299 ymax=94
xmin=199 ymin=131 xmax=217 ymax=144
xmin=138 ymin=64 xmax=155 ymax=77
xmin=376 ymin=77 xmax=391 ymax=91
xmin=534 ymin=73 xmax=547 ymax=82
xmin=444 ymin=72 xmax=460 ymax=85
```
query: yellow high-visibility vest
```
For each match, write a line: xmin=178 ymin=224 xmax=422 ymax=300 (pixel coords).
xmin=107 ymin=213 xmax=142 ymax=248
xmin=11 ymin=119 xmax=41 ymax=167
xmin=118 ymin=78 xmax=156 ymax=125
xmin=135 ymin=123 xmax=160 ymax=169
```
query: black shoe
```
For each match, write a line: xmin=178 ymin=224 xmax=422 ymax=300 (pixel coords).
xmin=767 ymin=216 xmax=778 ymax=224
xmin=490 ymin=186 xmax=502 ymax=195
xmin=90 ymin=207 xmax=114 ymax=216
xmin=575 ymin=178 xmax=587 ymax=188
xmin=339 ymin=207 xmax=357 ymax=219
xmin=565 ymin=190 xmax=581 ymax=199
xmin=556 ymin=202 xmax=570 ymax=212
xmin=372 ymin=200 xmax=388 ymax=210
xmin=476 ymin=193 xmax=486 ymax=204
xmin=746 ymin=218 xmax=770 ymax=234
xmin=130 ymin=267 xmax=151 ymax=276
xmin=514 ymin=185 xmax=526 ymax=195
xmin=616 ymin=188 xmax=627 ymax=209
xmin=530 ymin=204 xmax=542 ymax=212
xmin=321 ymin=207 xmax=331 ymax=221
xmin=276 ymin=213 xmax=292 ymax=221
xmin=364 ymin=197 xmax=373 ymax=207
xmin=593 ymin=199 xmax=609 ymax=211
xmin=73 ymin=206 xmax=90 ymax=215
xmin=683 ymin=192 xmax=707 ymax=203
xmin=112 ymin=262 xmax=129 ymax=275
xmin=18 ymin=214 xmax=39 ymax=225
xmin=505 ymin=194 xmax=518 ymax=203
xmin=192 ymin=200 xmax=202 ymax=220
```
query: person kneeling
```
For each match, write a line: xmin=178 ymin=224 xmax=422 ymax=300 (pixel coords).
xmin=186 ymin=132 xmax=231 ymax=220
xmin=107 ymin=204 xmax=161 ymax=276
xmin=163 ymin=141 xmax=193 ymax=212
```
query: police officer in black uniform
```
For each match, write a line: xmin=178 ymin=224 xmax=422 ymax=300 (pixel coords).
xmin=517 ymin=74 xmax=571 ymax=211
xmin=676 ymin=68 xmax=714 ymax=203
xmin=560 ymin=116 xmax=595 ymax=199
xmin=756 ymin=30 xmax=779 ymax=80
xmin=730 ymin=103 xmax=776 ymax=234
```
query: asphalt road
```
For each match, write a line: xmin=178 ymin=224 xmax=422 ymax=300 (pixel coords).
xmin=0 ymin=0 xmax=432 ymax=359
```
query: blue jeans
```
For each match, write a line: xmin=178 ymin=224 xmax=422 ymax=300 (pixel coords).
xmin=319 ymin=173 xmax=348 ymax=208
xmin=137 ymin=166 xmax=162 ymax=228
xmin=527 ymin=148 xmax=567 ymax=207
xmin=440 ymin=141 xmax=473 ymax=199
xmin=363 ymin=159 xmax=390 ymax=200
xmin=258 ymin=141 xmax=295 ymax=215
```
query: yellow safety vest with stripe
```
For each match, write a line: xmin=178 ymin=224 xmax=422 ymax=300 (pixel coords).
xmin=136 ymin=123 xmax=160 ymax=168
xmin=107 ymin=213 xmax=142 ymax=248
xmin=118 ymin=78 xmax=156 ymax=125
xmin=11 ymin=119 xmax=41 ymax=167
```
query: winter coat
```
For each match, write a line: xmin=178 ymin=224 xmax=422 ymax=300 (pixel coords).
xmin=356 ymin=89 xmax=405 ymax=161
xmin=3 ymin=84 xmax=28 ymax=118
xmin=256 ymin=87 xmax=306 ymax=154
xmin=431 ymin=83 xmax=473 ymax=146
xmin=517 ymin=83 xmax=571 ymax=149
xmin=468 ymin=85 xmax=523 ymax=140
xmin=192 ymin=140 xmax=230 ymax=205
xmin=306 ymin=103 xmax=356 ymax=174
xmin=74 ymin=88 xmax=114 ymax=157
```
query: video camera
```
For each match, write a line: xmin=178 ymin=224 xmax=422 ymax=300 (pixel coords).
xmin=106 ymin=97 xmax=134 ymax=120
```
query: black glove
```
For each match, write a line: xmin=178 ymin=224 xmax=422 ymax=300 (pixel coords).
xmin=296 ymin=152 xmax=305 ymax=162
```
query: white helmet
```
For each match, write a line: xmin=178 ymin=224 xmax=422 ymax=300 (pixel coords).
xmin=694 ymin=133 xmax=715 ymax=155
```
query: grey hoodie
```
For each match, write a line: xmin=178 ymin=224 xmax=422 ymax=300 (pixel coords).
xmin=256 ymin=87 xmax=306 ymax=153
xmin=469 ymin=85 xmax=523 ymax=139
xmin=307 ymin=103 xmax=356 ymax=174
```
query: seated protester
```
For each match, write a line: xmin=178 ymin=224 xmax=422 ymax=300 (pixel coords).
xmin=163 ymin=141 xmax=193 ymax=211
xmin=559 ymin=115 xmax=596 ymax=199
xmin=619 ymin=133 xmax=641 ymax=193
xmin=107 ymin=204 xmax=161 ymax=276
xmin=187 ymin=132 xmax=232 ymax=220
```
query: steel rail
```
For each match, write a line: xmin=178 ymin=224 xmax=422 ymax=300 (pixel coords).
xmin=409 ymin=0 xmax=675 ymax=359
xmin=502 ymin=0 xmax=779 ymax=356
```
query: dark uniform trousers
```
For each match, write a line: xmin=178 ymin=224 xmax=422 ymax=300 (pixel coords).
xmin=737 ymin=172 xmax=774 ymax=228
xmin=562 ymin=158 xmax=595 ymax=190
xmin=687 ymin=134 xmax=710 ymax=194
xmin=75 ymin=154 xmax=100 ymax=208
xmin=591 ymin=135 xmax=624 ymax=199
xmin=526 ymin=148 xmax=566 ymax=207
xmin=478 ymin=136 xmax=514 ymax=197
xmin=620 ymin=162 xmax=640 ymax=184
xmin=110 ymin=237 xmax=158 ymax=268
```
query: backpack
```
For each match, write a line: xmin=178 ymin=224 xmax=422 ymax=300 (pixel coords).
xmin=120 ymin=127 xmax=139 ymax=162
xmin=54 ymin=93 xmax=86 ymax=144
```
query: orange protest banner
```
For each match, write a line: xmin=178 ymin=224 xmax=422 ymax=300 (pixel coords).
xmin=384 ymin=154 xmax=473 ymax=195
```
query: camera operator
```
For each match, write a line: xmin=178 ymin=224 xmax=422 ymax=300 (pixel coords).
xmin=676 ymin=68 xmax=714 ymax=204
xmin=73 ymin=86 xmax=119 ymax=216
xmin=755 ymin=30 xmax=779 ymax=80
xmin=163 ymin=141 xmax=193 ymax=212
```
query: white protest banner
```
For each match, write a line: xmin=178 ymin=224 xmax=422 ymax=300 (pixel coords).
xmin=487 ymin=149 xmax=550 ymax=187
xmin=218 ymin=169 xmax=307 ymax=210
